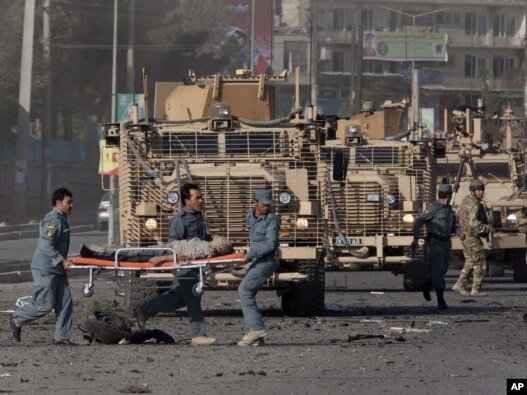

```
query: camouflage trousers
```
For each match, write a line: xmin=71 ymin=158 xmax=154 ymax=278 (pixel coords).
xmin=457 ymin=236 xmax=487 ymax=290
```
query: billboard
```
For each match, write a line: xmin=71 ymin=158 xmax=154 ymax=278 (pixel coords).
xmin=219 ymin=0 xmax=273 ymax=75
xmin=363 ymin=31 xmax=448 ymax=62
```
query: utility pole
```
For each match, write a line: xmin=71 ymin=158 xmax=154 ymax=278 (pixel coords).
xmin=127 ymin=0 xmax=135 ymax=92
xmin=350 ymin=25 xmax=363 ymax=115
xmin=310 ymin=0 xmax=318 ymax=107
xmin=14 ymin=0 xmax=35 ymax=221
xmin=381 ymin=6 xmax=447 ymax=126
xmin=109 ymin=0 xmax=118 ymax=246
xmin=42 ymin=0 xmax=52 ymax=212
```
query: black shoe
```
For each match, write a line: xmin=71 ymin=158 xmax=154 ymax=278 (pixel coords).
xmin=53 ymin=338 xmax=77 ymax=346
xmin=437 ymin=301 xmax=448 ymax=310
xmin=80 ymin=244 xmax=94 ymax=258
xmin=8 ymin=316 xmax=21 ymax=342
xmin=423 ymin=287 xmax=431 ymax=302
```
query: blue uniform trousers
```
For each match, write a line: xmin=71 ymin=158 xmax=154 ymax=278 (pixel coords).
xmin=13 ymin=269 xmax=73 ymax=341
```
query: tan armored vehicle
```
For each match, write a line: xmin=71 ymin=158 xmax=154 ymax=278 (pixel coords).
xmin=104 ymin=69 xmax=326 ymax=316
xmin=323 ymin=101 xmax=439 ymax=290
xmin=438 ymin=103 xmax=527 ymax=282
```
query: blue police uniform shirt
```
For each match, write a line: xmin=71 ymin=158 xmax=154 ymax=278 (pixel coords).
xmin=31 ymin=207 xmax=70 ymax=274
xmin=168 ymin=207 xmax=208 ymax=242
xmin=246 ymin=209 xmax=280 ymax=261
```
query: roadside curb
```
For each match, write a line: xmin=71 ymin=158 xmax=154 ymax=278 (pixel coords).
xmin=0 ymin=270 xmax=33 ymax=284
xmin=0 ymin=224 xmax=97 ymax=242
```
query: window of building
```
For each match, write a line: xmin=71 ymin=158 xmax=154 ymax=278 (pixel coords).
xmin=283 ymin=42 xmax=309 ymax=73
xmin=332 ymin=51 xmax=344 ymax=72
xmin=493 ymin=56 xmax=515 ymax=77
xmin=437 ymin=12 xmax=461 ymax=26
xmin=361 ymin=9 xmax=386 ymax=31
xmin=465 ymin=55 xmax=486 ymax=77
xmin=437 ymin=56 xmax=454 ymax=67
xmin=465 ymin=13 xmax=487 ymax=36
xmin=319 ymin=9 xmax=355 ymax=31
xmin=493 ymin=14 xmax=515 ymax=37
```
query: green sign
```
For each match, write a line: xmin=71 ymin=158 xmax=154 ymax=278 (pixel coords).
xmin=363 ymin=31 xmax=448 ymax=62
xmin=117 ymin=94 xmax=145 ymax=122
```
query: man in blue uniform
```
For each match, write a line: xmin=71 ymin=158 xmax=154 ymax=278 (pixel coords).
xmin=411 ymin=183 xmax=457 ymax=310
xmin=8 ymin=188 xmax=75 ymax=344
xmin=237 ymin=189 xmax=281 ymax=346
xmin=134 ymin=183 xmax=216 ymax=346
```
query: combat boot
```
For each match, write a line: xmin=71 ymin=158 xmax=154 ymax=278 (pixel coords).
xmin=452 ymin=283 xmax=469 ymax=296
xmin=470 ymin=289 xmax=488 ymax=297
xmin=422 ymin=280 xmax=432 ymax=302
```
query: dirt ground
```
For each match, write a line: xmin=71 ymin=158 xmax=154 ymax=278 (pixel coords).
xmin=1 ymin=269 xmax=526 ymax=394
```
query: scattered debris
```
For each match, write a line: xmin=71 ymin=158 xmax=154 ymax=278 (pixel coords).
xmin=118 ymin=383 xmax=151 ymax=393
xmin=370 ymin=291 xmax=384 ymax=295
xmin=426 ymin=320 xmax=448 ymax=326
xmin=347 ymin=333 xmax=386 ymax=341
xmin=360 ymin=319 xmax=385 ymax=324
xmin=388 ymin=327 xmax=430 ymax=333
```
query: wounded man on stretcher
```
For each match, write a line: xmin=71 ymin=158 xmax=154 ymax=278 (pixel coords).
xmin=79 ymin=235 xmax=234 ymax=265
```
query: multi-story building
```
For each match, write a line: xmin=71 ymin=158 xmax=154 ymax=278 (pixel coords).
xmin=272 ymin=0 xmax=526 ymax=127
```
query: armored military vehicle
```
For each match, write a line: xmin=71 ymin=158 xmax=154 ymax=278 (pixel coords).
xmin=104 ymin=68 xmax=326 ymax=316
xmin=322 ymin=101 xmax=439 ymax=291
xmin=438 ymin=102 xmax=527 ymax=282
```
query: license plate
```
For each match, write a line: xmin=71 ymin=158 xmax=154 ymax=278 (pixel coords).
xmin=334 ymin=237 xmax=363 ymax=246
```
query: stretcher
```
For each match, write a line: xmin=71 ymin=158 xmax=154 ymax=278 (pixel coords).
xmin=71 ymin=247 xmax=246 ymax=298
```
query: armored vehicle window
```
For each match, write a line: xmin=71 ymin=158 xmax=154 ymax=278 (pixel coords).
xmin=226 ymin=131 xmax=280 ymax=155
xmin=162 ymin=133 xmax=218 ymax=156
xmin=436 ymin=162 xmax=510 ymax=179
xmin=475 ymin=163 xmax=510 ymax=179
xmin=355 ymin=147 xmax=401 ymax=166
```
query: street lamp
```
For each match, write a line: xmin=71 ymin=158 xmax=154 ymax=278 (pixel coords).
xmin=381 ymin=7 xmax=447 ymax=126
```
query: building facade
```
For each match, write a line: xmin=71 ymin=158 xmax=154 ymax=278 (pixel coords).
xmin=272 ymin=0 xmax=527 ymax=126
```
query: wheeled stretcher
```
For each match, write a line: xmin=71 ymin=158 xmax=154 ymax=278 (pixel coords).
xmin=71 ymin=248 xmax=246 ymax=298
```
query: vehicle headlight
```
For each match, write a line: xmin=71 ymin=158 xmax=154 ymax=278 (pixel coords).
xmin=366 ymin=194 xmax=380 ymax=202
xmin=145 ymin=218 xmax=158 ymax=230
xmin=296 ymin=218 xmax=309 ymax=230
xmin=279 ymin=192 xmax=291 ymax=205
xmin=166 ymin=191 xmax=179 ymax=204
xmin=403 ymin=214 xmax=414 ymax=223
xmin=385 ymin=194 xmax=396 ymax=204
xmin=507 ymin=214 xmax=517 ymax=223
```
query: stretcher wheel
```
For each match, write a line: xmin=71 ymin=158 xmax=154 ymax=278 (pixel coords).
xmin=192 ymin=282 xmax=204 ymax=297
xmin=82 ymin=283 xmax=94 ymax=297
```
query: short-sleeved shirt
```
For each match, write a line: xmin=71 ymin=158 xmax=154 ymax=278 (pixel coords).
xmin=31 ymin=207 xmax=70 ymax=274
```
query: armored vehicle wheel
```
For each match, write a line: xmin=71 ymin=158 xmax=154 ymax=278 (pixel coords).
xmin=123 ymin=272 xmax=158 ymax=314
xmin=281 ymin=254 xmax=325 ymax=317
xmin=403 ymin=246 xmax=427 ymax=292
xmin=487 ymin=263 xmax=505 ymax=278
xmin=511 ymin=248 xmax=527 ymax=283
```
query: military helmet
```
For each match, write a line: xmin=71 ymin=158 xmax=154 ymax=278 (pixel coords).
xmin=469 ymin=179 xmax=485 ymax=192
xmin=361 ymin=101 xmax=374 ymax=113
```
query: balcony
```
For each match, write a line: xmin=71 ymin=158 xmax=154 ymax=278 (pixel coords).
xmin=423 ymin=72 xmax=524 ymax=92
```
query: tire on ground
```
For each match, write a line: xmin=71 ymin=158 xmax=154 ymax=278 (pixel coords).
xmin=281 ymin=254 xmax=325 ymax=317
xmin=403 ymin=246 xmax=427 ymax=291
xmin=511 ymin=248 xmax=527 ymax=283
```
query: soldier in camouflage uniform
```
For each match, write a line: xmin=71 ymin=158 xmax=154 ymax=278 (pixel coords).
xmin=411 ymin=183 xmax=457 ymax=310
xmin=452 ymin=179 xmax=490 ymax=297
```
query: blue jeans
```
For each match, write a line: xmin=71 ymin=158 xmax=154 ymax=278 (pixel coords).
xmin=238 ymin=259 xmax=279 ymax=331
xmin=14 ymin=269 xmax=73 ymax=341
xmin=140 ymin=269 xmax=206 ymax=337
